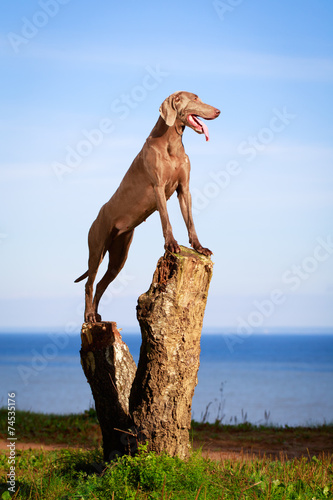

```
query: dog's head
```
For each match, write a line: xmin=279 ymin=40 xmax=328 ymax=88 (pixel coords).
xmin=159 ymin=91 xmax=220 ymax=141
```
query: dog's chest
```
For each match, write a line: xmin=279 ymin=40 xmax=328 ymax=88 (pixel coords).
xmin=166 ymin=147 xmax=188 ymax=168
xmin=163 ymin=154 xmax=189 ymax=198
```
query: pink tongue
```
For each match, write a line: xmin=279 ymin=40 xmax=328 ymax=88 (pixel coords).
xmin=195 ymin=116 xmax=209 ymax=141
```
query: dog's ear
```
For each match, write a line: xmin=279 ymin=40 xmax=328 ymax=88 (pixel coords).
xmin=159 ymin=95 xmax=177 ymax=126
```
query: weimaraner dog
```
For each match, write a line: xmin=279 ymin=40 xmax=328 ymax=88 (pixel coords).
xmin=75 ymin=91 xmax=220 ymax=322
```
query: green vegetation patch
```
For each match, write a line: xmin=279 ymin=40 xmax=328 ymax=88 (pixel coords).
xmin=1 ymin=444 xmax=332 ymax=499
xmin=0 ymin=408 xmax=100 ymax=447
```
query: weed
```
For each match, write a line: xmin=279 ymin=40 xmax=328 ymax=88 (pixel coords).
xmin=0 ymin=408 xmax=100 ymax=447
xmin=0 ymin=409 xmax=333 ymax=499
xmin=0 ymin=443 xmax=332 ymax=499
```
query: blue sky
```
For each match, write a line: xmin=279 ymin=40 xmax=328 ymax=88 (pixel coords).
xmin=0 ymin=0 xmax=332 ymax=332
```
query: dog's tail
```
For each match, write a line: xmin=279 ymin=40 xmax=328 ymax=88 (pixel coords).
xmin=74 ymin=270 xmax=89 ymax=283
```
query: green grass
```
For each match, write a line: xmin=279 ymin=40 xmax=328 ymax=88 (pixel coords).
xmin=1 ymin=409 xmax=332 ymax=499
xmin=0 ymin=444 xmax=332 ymax=499
xmin=1 ymin=408 xmax=332 ymax=450
xmin=0 ymin=408 xmax=100 ymax=447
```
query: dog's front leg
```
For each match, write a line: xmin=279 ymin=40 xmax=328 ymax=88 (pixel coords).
xmin=154 ymin=185 xmax=180 ymax=253
xmin=177 ymin=184 xmax=212 ymax=256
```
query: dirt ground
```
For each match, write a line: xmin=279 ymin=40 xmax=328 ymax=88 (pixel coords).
xmin=1 ymin=426 xmax=332 ymax=460
xmin=193 ymin=432 xmax=333 ymax=460
xmin=191 ymin=423 xmax=333 ymax=460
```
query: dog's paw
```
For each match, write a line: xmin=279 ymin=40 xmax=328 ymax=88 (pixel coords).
xmin=85 ymin=312 xmax=102 ymax=323
xmin=165 ymin=239 xmax=181 ymax=254
xmin=194 ymin=245 xmax=213 ymax=257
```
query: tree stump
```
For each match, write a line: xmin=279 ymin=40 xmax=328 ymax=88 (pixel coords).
xmin=80 ymin=246 xmax=213 ymax=460
xmin=80 ymin=322 xmax=136 ymax=460
xmin=130 ymin=246 xmax=213 ymax=459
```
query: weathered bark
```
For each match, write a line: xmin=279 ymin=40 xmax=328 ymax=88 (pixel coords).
xmin=129 ymin=246 xmax=213 ymax=459
xmin=80 ymin=321 xmax=136 ymax=461
xmin=80 ymin=246 xmax=213 ymax=460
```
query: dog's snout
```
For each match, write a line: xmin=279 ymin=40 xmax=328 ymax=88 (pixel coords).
xmin=215 ymin=108 xmax=221 ymax=117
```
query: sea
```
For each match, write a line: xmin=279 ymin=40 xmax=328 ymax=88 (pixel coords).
xmin=1 ymin=329 xmax=332 ymax=427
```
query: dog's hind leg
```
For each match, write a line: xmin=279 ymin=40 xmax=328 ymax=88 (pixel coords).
xmin=84 ymin=247 xmax=105 ymax=323
xmin=92 ymin=229 xmax=134 ymax=320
